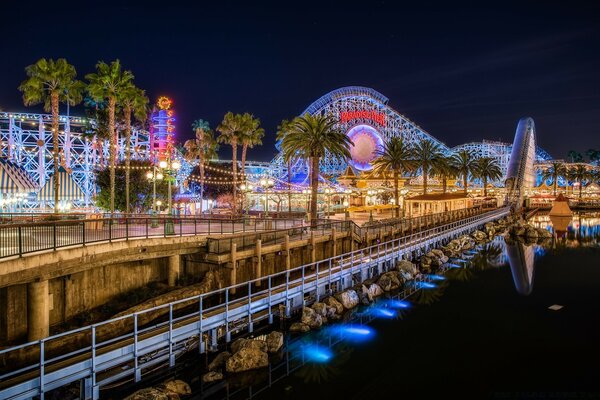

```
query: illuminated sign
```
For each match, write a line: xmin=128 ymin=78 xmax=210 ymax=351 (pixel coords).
xmin=157 ymin=96 xmax=172 ymax=110
xmin=340 ymin=110 xmax=386 ymax=127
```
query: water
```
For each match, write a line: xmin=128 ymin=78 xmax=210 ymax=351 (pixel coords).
xmin=158 ymin=213 xmax=600 ymax=399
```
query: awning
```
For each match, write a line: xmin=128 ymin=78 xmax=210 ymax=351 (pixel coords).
xmin=0 ymin=159 xmax=38 ymax=195
xmin=37 ymin=167 xmax=85 ymax=202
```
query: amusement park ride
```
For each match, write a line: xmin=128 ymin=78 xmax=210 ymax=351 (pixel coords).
xmin=1 ymin=86 xmax=554 ymax=212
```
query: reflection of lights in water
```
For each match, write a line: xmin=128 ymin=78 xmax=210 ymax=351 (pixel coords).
xmin=301 ymin=345 xmax=333 ymax=363
xmin=414 ymin=281 xmax=437 ymax=289
xmin=447 ymin=263 xmax=463 ymax=269
xmin=427 ymin=274 xmax=446 ymax=281
xmin=384 ymin=299 xmax=412 ymax=308
xmin=371 ymin=307 xmax=397 ymax=318
xmin=328 ymin=324 xmax=375 ymax=343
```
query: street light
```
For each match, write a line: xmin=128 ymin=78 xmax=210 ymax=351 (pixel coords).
xmin=146 ymin=166 xmax=164 ymax=214
xmin=207 ymin=199 xmax=213 ymax=215
xmin=240 ymin=183 xmax=254 ymax=216
xmin=259 ymin=178 xmax=274 ymax=217
xmin=156 ymin=200 xmax=162 ymax=213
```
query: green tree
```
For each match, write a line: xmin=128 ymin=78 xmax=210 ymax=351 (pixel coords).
xmin=472 ymin=157 xmax=503 ymax=196
xmin=216 ymin=112 xmax=244 ymax=214
xmin=277 ymin=119 xmax=294 ymax=214
xmin=239 ymin=113 xmax=265 ymax=179
xmin=541 ymin=161 xmax=567 ymax=196
xmin=371 ymin=136 xmax=416 ymax=218
xmin=184 ymin=120 xmax=218 ymax=213
xmin=95 ymin=160 xmax=167 ymax=212
xmin=18 ymin=58 xmax=84 ymax=212
xmin=567 ymin=150 xmax=584 ymax=163
xmin=281 ymin=114 xmax=352 ymax=224
xmin=586 ymin=148 xmax=600 ymax=164
xmin=414 ymin=140 xmax=444 ymax=194
xmin=432 ymin=156 xmax=458 ymax=194
xmin=568 ymin=165 xmax=589 ymax=199
xmin=451 ymin=149 xmax=476 ymax=195
xmin=119 ymin=84 xmax=148 ymax=213
xmin=86 ymin=60 xmax=134 ymax=214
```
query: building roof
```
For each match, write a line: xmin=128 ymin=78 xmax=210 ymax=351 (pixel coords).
xmin=406 ymin=193 xmax=469 ymax=201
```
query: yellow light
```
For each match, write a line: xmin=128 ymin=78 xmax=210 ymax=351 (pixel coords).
xmin=172 ymin=161 xmax=181 ymax=170
xmin=159 ymin=161 xmax=168 ymax=169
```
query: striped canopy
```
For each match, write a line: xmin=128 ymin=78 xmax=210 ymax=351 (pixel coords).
xmin=0 ymin=159 xmax=38 ymax=195
xmin=37 ymin=167 xmax=85 ymax=202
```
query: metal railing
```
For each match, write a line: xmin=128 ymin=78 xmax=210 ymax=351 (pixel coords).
xmin=0 ymin=217 xmax=304 ymax=260
xmin=0 ymin=207 xmax=509 ymax=400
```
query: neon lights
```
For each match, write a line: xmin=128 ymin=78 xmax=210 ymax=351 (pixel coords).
xmin=346 ymin=124 xmax=384 ymax=171
xmin=340 ymin=110 xmax=386 ymax=127
xmin=157 ymin=96 xmax=172 ymax=110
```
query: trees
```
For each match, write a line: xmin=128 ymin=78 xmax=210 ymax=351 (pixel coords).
xmin=184 ymin=119 xmax=218 ymax=213
xmin=371 ymin=136 xmax=416 ymax=218
xmin=276 ymin=119 xmax=294 ymax=214
xmin=239 ymin=113 xmax=264 ymax=179
xmin=119 ymin=84 xmax=148 ymax=213
xmin=414 ymin=140 xmax=444 ymax=194
xmin=281 ymin=114 xmax=352 ymax=223
xmin=586 ymin=148 xmax=600 ymax=164
xmin=18 ymin=58 xmax=84 ymax=212
xmin=86 ymin=60 xmax=134 ymax=214
xmin=217 ymin=112 xmax=244 ymax=214
xmin=567 ymin=150 xmax=584 ymax=163
xmin=451 ymin=149 xmax=476 ymax=195
xmin=568 ymin=165 xmax=589 ymax=199
xmin=541 ymin=161 xmax=567 ymax=196
xmin=432 ymin=156 xmax=458 ymax=194
xmin=472 ymin=157 xmax=502 ymax=197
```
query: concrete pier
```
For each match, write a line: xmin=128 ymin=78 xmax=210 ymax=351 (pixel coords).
xmin=27 ymin=280 xmax=49 ymax=341
xmin=167 ymin=255 xmax=181 ymax=287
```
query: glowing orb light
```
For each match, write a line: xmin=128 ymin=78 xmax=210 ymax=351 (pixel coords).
xmin=346 ymin=125 xmax=384 ymax=171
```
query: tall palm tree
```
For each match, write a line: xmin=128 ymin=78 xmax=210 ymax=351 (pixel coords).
xmin=217 ymin=112 xmax=243 ymax=214
xmin=568 ymin=165 xmax=589 ymax=199
xmin=86 ymin=60 xmax=134 ymax=214
xmin=239 ymin=113 xmax=265 ymax=179
xmin=414 ymin=140 xmax=444 ymax=194
xmin=432 ymin=156 xmax=458 ymax=194
xmin=541 ymin=161 xmax=567 ymax=196
xmin=120 ymin=84 xmax=148 ymax=213
xmin=281 ymin=114 xmax=352 ymax=223
xmin=473 ymin=157 xmax=503 ymax=197
xmin=567 ymin=150 xmax=584 ymax=163
xmin=451 ymin=149 xmax=476 ymax=195
xmin=185 ymin=119 xmax=218 ymax=213
xmin=18 ymin=58 xmax=84 ymax=213
xmin=371 ymin=136 xmax=416 ymax=218
xmin=277 ymin=119 xmax=294 ymax=214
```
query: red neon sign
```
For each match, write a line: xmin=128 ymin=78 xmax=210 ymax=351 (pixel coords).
xmin=340 ymin=110 xmax=386 ymax=127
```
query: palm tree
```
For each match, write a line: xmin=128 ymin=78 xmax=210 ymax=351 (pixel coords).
xmin=541 ymin=161 xmax=567 ymax=196
xmin=239 ymin=113 xmax=265 ymax=179
xmin=567 ymin=150 xmax=584 ymax=163
xmin=18 ymin=58 xmax=84 ymax=213
xmin=120 ymin=84 xmax=148 ymax=213
xmin=414 ymin=140 xmax=444 ymax=194
xmin=86 ymin=60 xmax=134 ymax=214
xmin=432 ymin=156 xmax=458 ymax=194
xmin=277 ymin=119 xmax=294 ymax=214
xmin=473 ymin=157 xmax=503 ymax=196
xmin=568 ymin=165 xmax=589 ymax=199
xmin=185 ymin=119 xmax=218 ymax=213
xmin=281 ymin=114 xmax=352 ymax=224
xmin=451 ymin=149 xmax=476 ymax=195
xmin=371 ymin=136 xmax=416 ymax=218
xmin=217 ymin=112 xmax=244 ymax=214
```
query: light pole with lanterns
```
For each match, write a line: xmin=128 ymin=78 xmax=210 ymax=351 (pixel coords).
xmin=240 ymin=183 xmax=254 ymax=216
xmin=259 ymin=178 xmax=274 ymax=217
xmin=158 ymin=158 xmax=181 ymax=215
xmin=146 ymin=166 xmax=164 ymax=214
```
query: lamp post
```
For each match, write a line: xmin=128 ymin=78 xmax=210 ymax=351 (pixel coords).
xmin=400 ymin=188 xmax=410 ymax=218
xmin=146 ymin=166 xmax=164 ymax=214
xmin=156 ymin=200 xmax=162 ymax=213
xmin=159 ymin=159 xmax=181 ymax=215
xmin=240 ymin=183 xmax=254 ymax=217
xmin=259 ymin=178 xmax=274 ymax=217
xmin=207 ymin=199 xmax=213 ymax=215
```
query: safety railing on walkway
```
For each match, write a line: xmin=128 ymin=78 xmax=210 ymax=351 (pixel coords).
xmin=0 ymin=216 xmax=304 ymax=260
xmin=0 ymin=207 xmax=509 ymax=400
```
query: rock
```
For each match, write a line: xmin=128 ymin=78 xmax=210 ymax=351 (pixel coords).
xmin=323 ymin=296 xmax=344 ymax=314
xmin=231 ymin=338 xmax=268 ymax=355
xmin=361 ymin=285 xmax=373 ymax=301
xmin=429 ymin=249 xmax=448 ymax=263
xmin=397 ymin=260 xmax=418 ymax=276
xmin=202 ymin=371 xmax=223 ymax=383
xmin=359 ymin=291 xmax=371 ymax=305
xmin=311 ymin=302 xmax=328 ymax=317
xmin=225 ymin=347 xmax=269 ymax=373
xmin=161 ymin=380 xmax=191 ymax=396
xmin=367 ymin=283 xmax=384 ymax=298
xmin=510 ymin=224 xmax=526 ymax=236
xmin=301 ymin=307 xmax=323 ymax=329
xmin=124 ymin=388 xmax=171 ymax=400
xmin=334 ymin=289 xmax=360 ymax=309
xmin=471 ymin=230 xmax=488 ymax=241
xmin=536 ymin=228 xmax=553 ymax=238
xmin=208 ymin=351 xmax=231 ymax=371
xmin=376 ymin=271 xmax=401 ymax=291
xmin=525 ymin=226 xmax=539 ymax=238
xmin=266 ymin=331 xmax=284 ymax=353
xmin=289 ymin=322 xmax=310 ymax=332
xmin=325 ymin=306 xmax=337 ymax=318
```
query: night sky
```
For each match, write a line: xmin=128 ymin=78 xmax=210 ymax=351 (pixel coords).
xmin=1 ymin=0 xmax=599 ymax=161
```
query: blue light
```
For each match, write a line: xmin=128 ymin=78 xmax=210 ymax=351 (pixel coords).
xmin=371 ymin=307 xmax=397 ymax=318
xmin=301 ymin=345 xmax=333 ymax=363
xmin=415 ymin=281 xmax=437 ymax=289
xmin=427 ymin=274 xmax=446 ymax=281
xmin=385 ymin=299 xmax=411 ymax=309
xmin=447 ymin=263 xmax=463 ymax=268
xmin=328 ymin=324 xmax=376 ymax=342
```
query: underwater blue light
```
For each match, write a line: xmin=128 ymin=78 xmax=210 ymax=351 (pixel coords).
xmin=302 ymin=345 xmax=333 ymax=363
xmin=385 ymin=299 xmax=411 ymax=309
xmin=428 ymin=274 xmax=446 ymax=281
xmin=371 ymin=307 xmax=397 ymax=318
xmin=415 ymin=281 xmax=437 ymax=289
xmin=329 ymin=324 xmax=376 ymax=342
xmin=344 ymin=327 xmax=372 ymax=335
xmin=447 ymin=263 xmax=463 ymax=268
